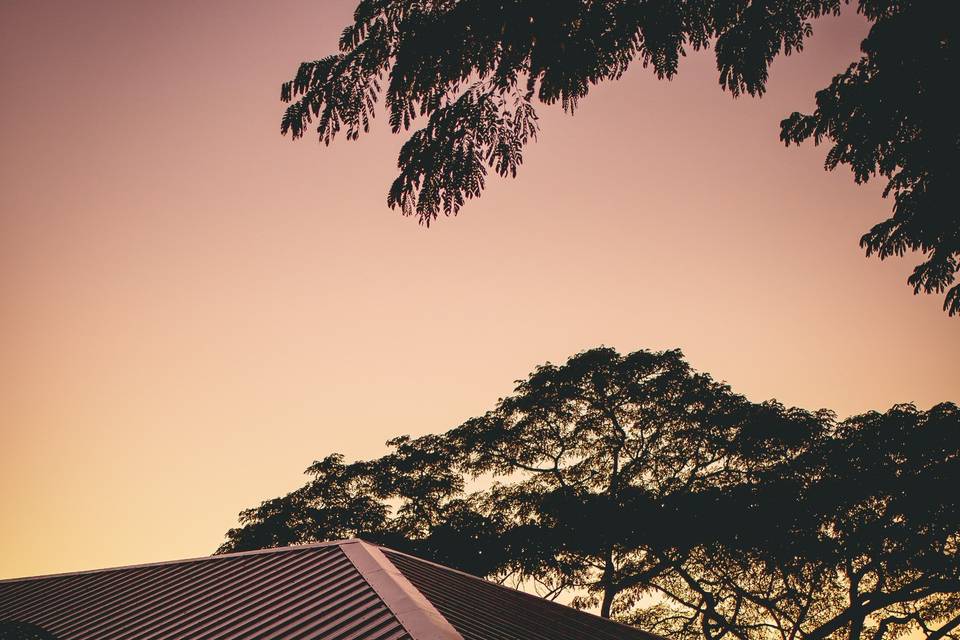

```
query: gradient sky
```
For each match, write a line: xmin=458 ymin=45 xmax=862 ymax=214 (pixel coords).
xmin=1 ymin=1 xmax=957 ymax=580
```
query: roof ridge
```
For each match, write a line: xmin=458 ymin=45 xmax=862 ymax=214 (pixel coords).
xmin=1 ymin=539 xmax=666 ymax=640
xmin=0 ymin=538 xmax=361 ymax=584
xmin=341 ymin=540 xmax=463 ymax=640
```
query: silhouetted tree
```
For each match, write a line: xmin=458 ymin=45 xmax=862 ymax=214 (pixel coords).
xmin=220 ymin=348 xmax=960 ymax=638
xmin=219 ymin=436 xmax=510 ymax=577
xmin=282 ymin=0 xmax=959 ymax=314
xmin=629 ymin=401 xmax=960 ymax=640
xmin=443 ymin=347 xmax=792 ymax=618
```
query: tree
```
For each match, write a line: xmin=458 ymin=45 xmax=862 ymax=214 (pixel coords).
xmin=219 ymin=436 xmax=512 ymax=577
xmin=634 ymin=401 xmax=960 ymax=640
xmin=280 ymin=0 xmax=959 ymax=314
xmin=219 ymin=347 xmax=795 ymax=603
xmin=443 ymin=347 xmax=794 ymax=618
xmin=219 ymin=347 xmax=960 ymax=639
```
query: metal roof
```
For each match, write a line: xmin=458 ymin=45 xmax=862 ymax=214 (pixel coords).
xmin=0 ymin=539 xmax=661 ymax=640
xmin=385 ymin=549 xmax=657 ymax=640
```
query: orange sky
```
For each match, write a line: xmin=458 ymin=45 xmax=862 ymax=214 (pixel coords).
xmin=1 ymin=1 xmax=957 ymax=580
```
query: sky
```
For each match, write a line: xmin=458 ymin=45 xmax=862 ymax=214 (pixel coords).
xmin=1 ymin=1 xmax=957 ymax=580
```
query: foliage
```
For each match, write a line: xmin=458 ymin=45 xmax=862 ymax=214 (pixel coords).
xmin=219 ymin=437 xmax=509 ymax=577
xmin=281 ymin=0 xmax=959 ymax=313
xmin=220 ymin=347 xmax=960 ymax=640
xmin=781 ymin=2 xmax=959 ymax=314
xmin=634 ymin=401 xmax=960 ymax=640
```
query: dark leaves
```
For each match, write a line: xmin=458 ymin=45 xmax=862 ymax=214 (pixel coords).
xmin=279 ymin=0 xmax=958 ymax=313
xmin=781 ymin=1 xmax=959 ymax=313
xmin=387 ymin=88 xmax=538 ymax=224
xmin=280 ymin=0 xmax=852 ymax=220
xmin=716 ymin=0 xmax=841 ymax=97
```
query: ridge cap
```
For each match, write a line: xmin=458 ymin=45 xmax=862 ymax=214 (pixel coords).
xmin=341 ymin=540 xmax=464 ymax=640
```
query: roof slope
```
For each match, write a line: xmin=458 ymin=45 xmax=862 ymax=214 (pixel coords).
xmin=385 ymin=549 xmax=657 ymax=640
xmin=0 ymin=540 xmax=661 ymax=640
xmin=0 ymin=542 xmax=410 ymax=640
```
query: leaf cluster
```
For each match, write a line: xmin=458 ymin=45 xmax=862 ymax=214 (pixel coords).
xmin=282 ymin=0 xmax=843 ymax=222
xmin=781 ymin=1 xmax=960 ymax=314
xmin=282 ymin=0 xmax=959 ymax=312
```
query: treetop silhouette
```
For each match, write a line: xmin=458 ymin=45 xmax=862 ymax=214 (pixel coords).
xmin=281 ymin=0 xmax=959 ymax=314
xmin=220 ymin=346 xmax=960 ymax=640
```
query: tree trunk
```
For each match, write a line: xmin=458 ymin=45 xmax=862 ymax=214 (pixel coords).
xmin=600 ymin=552 xmax=616 ymax=618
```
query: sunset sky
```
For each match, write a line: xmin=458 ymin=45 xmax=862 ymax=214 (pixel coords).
xmin=1 ymin=0 xmax=957 ymax=580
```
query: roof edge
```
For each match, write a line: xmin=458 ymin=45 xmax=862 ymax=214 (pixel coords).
xmin=342 ymin=540 xmax=464 ymax=640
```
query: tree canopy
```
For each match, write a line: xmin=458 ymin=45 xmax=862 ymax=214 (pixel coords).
xmin=220 ymin=347 xmax=960 ymax=640
xmin=280 ymin=0 xmax=958 ymax=314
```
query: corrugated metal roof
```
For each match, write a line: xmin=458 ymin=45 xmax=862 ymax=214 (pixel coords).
xmin=0 ymin=542 xmax=410 ymax=640
xmin=384 ymin=549 xmax=659 ymax=640
xmin=0 ymin=540 xmax=664 ymax=640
